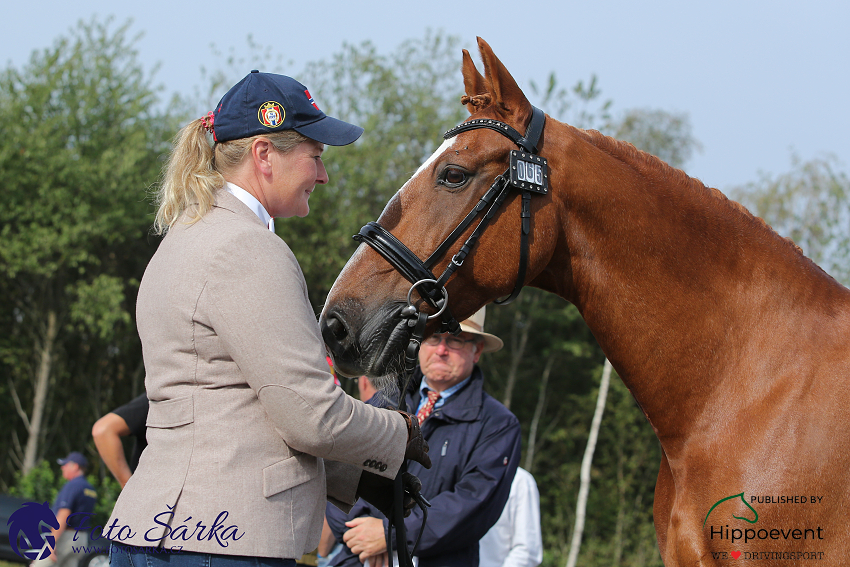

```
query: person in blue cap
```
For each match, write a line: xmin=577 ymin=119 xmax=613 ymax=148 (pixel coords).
xmin=107 ymin=72 xmax=429 ymax=567
xmin=30 ymin=452 xmax=97 ymax=567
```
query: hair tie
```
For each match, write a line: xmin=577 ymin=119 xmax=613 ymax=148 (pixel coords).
xmin=200 ymin=111 xmax=215 ymax=133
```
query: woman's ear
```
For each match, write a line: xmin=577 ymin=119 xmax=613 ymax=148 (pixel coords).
xmin=251 ymin=138 xmax=275 ymax=177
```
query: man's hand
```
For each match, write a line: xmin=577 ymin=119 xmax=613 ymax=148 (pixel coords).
xmin=365 ymin=552 xmax=389 ymax=567
xmin=343 ymin=517 xmax=387 ymax=563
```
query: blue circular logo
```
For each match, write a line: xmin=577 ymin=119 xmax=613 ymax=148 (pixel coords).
xmin=7 ymin=501 xmax=59 ymax=560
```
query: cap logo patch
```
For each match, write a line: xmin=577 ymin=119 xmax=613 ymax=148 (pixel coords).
xmin=305 ymin=89 xmax=320 ymax=110
xmin=258 ymin=101 xmax=285 ymax=128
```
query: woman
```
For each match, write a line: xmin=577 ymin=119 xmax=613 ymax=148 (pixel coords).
xmin=108 ymin=71 xmax=428 ymax=567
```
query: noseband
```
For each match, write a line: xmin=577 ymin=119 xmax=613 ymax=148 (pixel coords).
xmin=354 ymin=105 xmax=548 ymax=334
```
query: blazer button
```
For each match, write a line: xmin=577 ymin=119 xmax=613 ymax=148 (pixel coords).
xmin=380 ymin=464 xmax=388 ymax=472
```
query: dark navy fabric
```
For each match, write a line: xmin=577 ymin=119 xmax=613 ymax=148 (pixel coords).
xmin=326 ymin=366 xmax=521 ymax=567
xmin=54 ymin=475 xmax=96 ymax=528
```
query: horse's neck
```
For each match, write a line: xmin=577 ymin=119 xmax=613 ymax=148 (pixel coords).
xmin=537 ymin=122 xmax=848 ymax=446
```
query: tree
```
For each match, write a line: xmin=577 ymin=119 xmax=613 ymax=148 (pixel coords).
xmin=565 ymin=358 xmax=612 ymax=567
xmin=729 ymin=154 xmax=850 ymax=286
xmin=0 ymin=17 xmax=175 ymax=477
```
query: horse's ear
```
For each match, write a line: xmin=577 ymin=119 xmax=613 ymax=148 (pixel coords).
xmin=461 ymin=49 xmax=487 ymax=115
xmin=476 ymin=37 xmax=531 ymax=123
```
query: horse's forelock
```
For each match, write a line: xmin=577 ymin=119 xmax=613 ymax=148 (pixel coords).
xmin=460 ymin=93 xmax=492 ymax=109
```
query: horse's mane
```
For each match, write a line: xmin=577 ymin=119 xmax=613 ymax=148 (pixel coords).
xmin=577 ymin=127 xmax=807 ymax=256
xmin=460 ymin=95 xmax=810 ymax=264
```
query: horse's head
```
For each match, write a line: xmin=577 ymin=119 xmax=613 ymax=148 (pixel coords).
xmin=321 ymin=38 xmax=560 ymax=379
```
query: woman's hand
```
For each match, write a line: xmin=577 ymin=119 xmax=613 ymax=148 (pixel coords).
xmin=396 ymin=411 xmax=431 ymax=469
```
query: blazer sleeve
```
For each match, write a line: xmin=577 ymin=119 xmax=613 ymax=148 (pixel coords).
xmin=202 ymin=227 xmax=408 ymax=479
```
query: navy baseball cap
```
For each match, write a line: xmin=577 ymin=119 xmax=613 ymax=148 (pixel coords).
xmin=57 ymin=451 xmax=88 ymax=468
xmin=211 ymin=70 xmax=363 ymax=146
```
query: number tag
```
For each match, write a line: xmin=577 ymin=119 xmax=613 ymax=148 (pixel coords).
xmin=509 ymin=150 xmax=548 ymax=194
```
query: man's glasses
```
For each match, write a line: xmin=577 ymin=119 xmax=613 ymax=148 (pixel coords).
xmin=423 ymin=334 xmax=477 ymax=350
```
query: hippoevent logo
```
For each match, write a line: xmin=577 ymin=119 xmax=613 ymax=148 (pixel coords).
xmin=703 ymin=491 xmax=826 ymax=561
xmin=7 ymin=501 xmax=59 ymax=560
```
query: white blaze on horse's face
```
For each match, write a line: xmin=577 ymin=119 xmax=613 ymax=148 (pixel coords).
xmin=331 ymin=138 xmax=459 ymax=295
xmin=396 ymin=137 xmax=458 ymax=198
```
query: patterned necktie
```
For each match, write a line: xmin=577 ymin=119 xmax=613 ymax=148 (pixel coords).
xmin=416 ymin=390 xmax=442 ymax=425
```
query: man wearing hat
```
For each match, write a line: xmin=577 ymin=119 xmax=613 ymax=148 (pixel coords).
xmin=326 ymin=307 xmax=522 ymax=567
xmin=32 ymin=452 xmax=97 ymax=567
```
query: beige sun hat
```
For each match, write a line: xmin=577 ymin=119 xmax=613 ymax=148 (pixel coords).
xmin=459 ymin=307 xmax=504 ymax=353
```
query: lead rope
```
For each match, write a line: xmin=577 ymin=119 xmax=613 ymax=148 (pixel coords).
xmin=388 ymin=307 xmax=431 ymax=567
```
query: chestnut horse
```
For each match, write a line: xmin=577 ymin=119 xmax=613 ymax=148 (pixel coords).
xmin=320 ymin=38 xmax=850 ymax=565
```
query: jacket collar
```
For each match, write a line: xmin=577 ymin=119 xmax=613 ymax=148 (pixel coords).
xmin=212 ymin=188 xmax=269 ymax=229
xmin=407 ymin=365 xmax=485 ymax=423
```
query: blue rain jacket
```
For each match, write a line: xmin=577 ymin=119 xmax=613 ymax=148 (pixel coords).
xmin=326 ymin=365 xmax=521 ymax=567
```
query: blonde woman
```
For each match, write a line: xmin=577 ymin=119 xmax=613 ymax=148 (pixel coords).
xmin=107 ymin=71 xmax=429 ymax=567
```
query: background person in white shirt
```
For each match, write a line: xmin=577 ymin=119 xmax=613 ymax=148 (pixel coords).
xmin=478 ymin=467 xmax=543 ymax=567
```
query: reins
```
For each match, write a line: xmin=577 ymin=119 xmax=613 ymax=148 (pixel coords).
xmin=353 ymin=106 xmax=548 ymax=567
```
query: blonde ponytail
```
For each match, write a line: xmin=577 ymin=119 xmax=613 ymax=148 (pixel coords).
xmin=154 ymin=119 xmax=223 ymax=234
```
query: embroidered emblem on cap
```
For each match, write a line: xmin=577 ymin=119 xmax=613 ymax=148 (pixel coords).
xmin=258 ymin=101 xmax=285 ymax=128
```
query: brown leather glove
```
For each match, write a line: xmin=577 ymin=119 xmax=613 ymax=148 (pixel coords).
xmin=357 ymin=470 xmax=423 ymax=518
xmin=397 ymin=411 xmax=431 ymax=469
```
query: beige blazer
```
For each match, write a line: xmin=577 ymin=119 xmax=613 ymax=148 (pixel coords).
xmin=108 ymin=191 xmax=407 ymax=558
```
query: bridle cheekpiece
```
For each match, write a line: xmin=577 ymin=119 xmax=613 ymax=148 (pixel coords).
xmin=354 ymin=105 xmax=548 ymax=335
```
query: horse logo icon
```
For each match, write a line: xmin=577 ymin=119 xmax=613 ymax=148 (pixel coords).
xmin=6 ymin=501 xmax=60 ymax=560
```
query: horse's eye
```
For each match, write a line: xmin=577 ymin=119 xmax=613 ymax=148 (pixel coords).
xmin=440 ymin=167 xmax=468 ymax=188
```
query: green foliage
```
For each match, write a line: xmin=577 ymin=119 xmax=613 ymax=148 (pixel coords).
xmin=8 ymin=460 xmax=63 ymax=505
xmin=0 ymin=16 xmax=175 ymax=481
xmin=69 ymin=275 xmax=132 ymax=340
xmin=729 ymin=154 xmax=850 ymax=285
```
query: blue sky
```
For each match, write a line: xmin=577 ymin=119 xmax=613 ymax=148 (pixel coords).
xmin=2 ymin=0 xmax=847 ymax=192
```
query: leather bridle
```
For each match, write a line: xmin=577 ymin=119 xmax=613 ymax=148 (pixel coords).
xmin=351 ymin=107 xmax=548 ymax=567
xmin=354 ymin=105 xmax=548 ymax=335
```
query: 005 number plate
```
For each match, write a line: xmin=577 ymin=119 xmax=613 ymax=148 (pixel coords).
xmin=509 ymin=150 xmax=549 ymax=194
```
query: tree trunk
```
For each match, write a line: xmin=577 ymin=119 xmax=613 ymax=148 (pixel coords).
xmin=22 ymin=309 xmax=57 ymax=475
xmin=524 ymin=354 xmax=554 ymax=472
xmin=565 ymin=358 xmax=612 ymax=567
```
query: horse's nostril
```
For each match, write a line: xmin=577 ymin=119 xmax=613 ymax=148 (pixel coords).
xmin=327 ymin=316 xmax=348 ymax=341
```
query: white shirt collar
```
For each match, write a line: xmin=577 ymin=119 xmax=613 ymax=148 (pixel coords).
xmin=225 ymin=182 xmax=275 ymax=232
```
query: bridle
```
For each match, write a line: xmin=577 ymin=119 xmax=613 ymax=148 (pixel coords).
xmin=354 ymin=105 xmax=548 ymax=334
xmin=351 ymin=106 xmax=548 ymax=567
